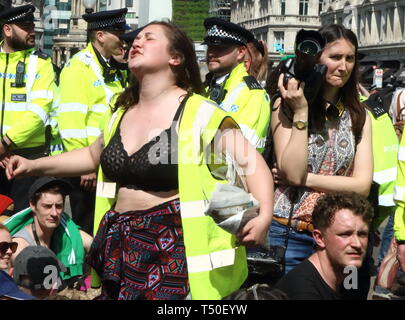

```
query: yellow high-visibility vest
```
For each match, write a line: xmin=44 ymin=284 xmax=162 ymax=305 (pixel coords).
xmin=0 ymin=43 xmax=55 ymax=149
xmin=206 ymin=63 xmax=270 ymax=153
xmin=92 ymin=93 xmax=248 ymax=299
xmin=57 ymin=43 xmax=124 ymax=151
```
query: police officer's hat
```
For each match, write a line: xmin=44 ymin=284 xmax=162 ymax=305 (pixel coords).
xmin=83 ymin=8 xmax=128 ymax=31
xmin=202 ymin=17 xmax=254 ymax=46
xmin=119 ymin=27 xmax=143 ymax=45
xmin=0 ymin=5 xmax=35 ymax=25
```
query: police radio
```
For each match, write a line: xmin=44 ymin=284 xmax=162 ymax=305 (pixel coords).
xmin=12 ymin=61 xmax=26 ymax=88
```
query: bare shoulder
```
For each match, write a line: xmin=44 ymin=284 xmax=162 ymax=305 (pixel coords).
xmin=10 ymin=236 xmax=30 ymax=263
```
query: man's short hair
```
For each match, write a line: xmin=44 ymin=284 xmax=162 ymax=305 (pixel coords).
xmin=312 ymin=192 xmax=373 ymax=232
xmin=28 ymin=177 xmax=72 ymax=206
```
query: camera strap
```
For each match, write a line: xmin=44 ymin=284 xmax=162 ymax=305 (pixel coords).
xmin=281 ymin=189 xmax=299 ymax=264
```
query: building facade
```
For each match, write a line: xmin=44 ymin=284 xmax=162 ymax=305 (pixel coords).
xmin=231 ymin=0 xmax=322 ymax=62
xmin=138 ymin=0 xmax=172 ymax=27
xmin=105 ymin=0 xmax=138 ymax=28
xmin=321 ymin=0 xmax=405 ymax=83
xmin=209 ymin=0 xmax=231 ymax=21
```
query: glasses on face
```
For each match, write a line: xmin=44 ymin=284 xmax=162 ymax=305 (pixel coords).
xmin=0 ymin=241 xmax=18 ymax=255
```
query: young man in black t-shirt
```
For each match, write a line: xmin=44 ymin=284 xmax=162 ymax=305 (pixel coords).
xmin=274 ymin=192 xmax=373 ymax=300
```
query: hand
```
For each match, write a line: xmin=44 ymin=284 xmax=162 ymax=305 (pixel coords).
xmin=271 ymin=166 xmax=288 ymax=185
xmin=0 ymin=151 xmax=13 ymax=169
xmin=236 ymin=215 xmax=271 ymax=247
xmin=80 ymin=172 xmax=97 ymax=192
xmin=277 ymin=73 xmax=308 ymax=114
xmin=396 ymin=243 xmax=405 ymax=272
xmin=5 ymin=155 xmax=32 ymax=180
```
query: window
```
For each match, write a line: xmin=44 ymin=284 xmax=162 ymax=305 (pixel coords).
xmin=299 ymin=0 xmax=309 ymax=16
xmin=126 ymin=0 xmax=133 ymax=7
xmin=274 ymin=31 xmax=284 ymax=51
xmin=319 ymin=0 xmax=323 ymax=14
xmin=280 ymin=0 xmax=285 ymax=15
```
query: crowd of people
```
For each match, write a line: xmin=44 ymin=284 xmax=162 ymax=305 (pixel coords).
xmin=0 ymin=4 xmax=404 ymax=300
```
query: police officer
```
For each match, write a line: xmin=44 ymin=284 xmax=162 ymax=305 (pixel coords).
xmin=203 ymin=17 xmax=270 ymax=153
xmin=57 ymin=8 xmax=128 ymax=234
xmin=0 ymin=5 xmax=56 ymax=213
xmin=394 ymin=132 xmax=405 ymax=278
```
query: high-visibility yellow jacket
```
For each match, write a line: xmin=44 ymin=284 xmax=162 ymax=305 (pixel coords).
xmin=367 ymin=109 xmax=398 ymax=225
xmin=92 ymin=93 xmax=247 ymax=299
xmin=57 ymin=43 xmax=124 ymax=151
xmin=206 ymin=63 xmax=270 ymax=153
xmin=394 ymin=132 xmax=405 ymax=241
xmin=0 ymin=44 xmax=55 ymax=149
xmin=359 ymin=96 xmax=398 ymax=229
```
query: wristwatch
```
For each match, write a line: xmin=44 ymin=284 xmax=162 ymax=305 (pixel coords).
xmin=293 ymin=120 xmax=308 ymax=130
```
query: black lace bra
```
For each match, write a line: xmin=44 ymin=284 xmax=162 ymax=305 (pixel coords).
xmin=100 ymin=97 xmax=188 ymax=192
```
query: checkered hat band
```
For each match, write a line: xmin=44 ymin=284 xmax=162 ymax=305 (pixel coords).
xmin=207 ymin=24 xmax=247 ymax=44
xmin=7 ymin=11 xmax=33 ymax=23
xmin=88 ymin=16 xmax=125 ymax=30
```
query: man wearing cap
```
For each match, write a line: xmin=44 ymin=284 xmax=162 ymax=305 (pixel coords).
xmin=0 ymin=5 xmax=56 ymax=213
xmin=13 ymin=246 xmax=66 ymax=299
xmin=4 ymin=176 xmax=93 ymax=283
xmin=203 ymin=17 xmax=270 ymax=153
xmin=57 ymin=8 xmax=128 ymax=235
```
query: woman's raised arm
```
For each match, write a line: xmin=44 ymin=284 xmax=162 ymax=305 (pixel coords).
xmin=6 ymin=134 xmax=104 ymax=180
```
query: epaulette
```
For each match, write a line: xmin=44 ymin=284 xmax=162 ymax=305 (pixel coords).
xmin=33 ymin=49 xmax=50 ymax=60
xmin=364 ymin=99 xmax=387 ymax=118
xmin=243 ymin=75 xmax=262 ymax=90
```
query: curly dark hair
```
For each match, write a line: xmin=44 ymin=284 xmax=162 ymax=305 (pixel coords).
xmin=312 ymin=192 xmax=373 ymax=232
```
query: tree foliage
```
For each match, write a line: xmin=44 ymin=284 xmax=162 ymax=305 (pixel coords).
xmin=172 ymin=0 xmax=209 ymax=41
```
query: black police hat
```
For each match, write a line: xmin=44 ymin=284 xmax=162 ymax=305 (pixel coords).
xmin=0 ymin=4 xmax=35 ymax=25
xmin=82 ymin=8 xmax=128 ymax=31
xmin=119 ymin=27 xmax=143 ymax=44
xmin=28 ymin=177 xmax=73 ymax=203
xmin=202 ymin=17 xmax=254 ymax=46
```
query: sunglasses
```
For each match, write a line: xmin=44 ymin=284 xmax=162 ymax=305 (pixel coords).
xmin=0 ymin=241 xmax=18 ymax=255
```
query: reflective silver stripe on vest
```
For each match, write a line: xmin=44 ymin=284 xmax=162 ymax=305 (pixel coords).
xmin=186 ymin=248 xmax=236 ymax=273
xmin=59 ymin=103 xmax=88 ymax=114
xmin=373 ymin=167 xmax=397 ymax=185
xmin=218 ymin=82 xmax=246 ymax=113
xmin=77 ymin=51 xmax=114 ymax=105
xmin=1 ymin=125 xmax=10 ymax=135
xmin=394 ymin=185 xmax=405 ymax=201
xmin=239 ymin=123 xmax=266 ymax=148
xmin=26 ymin=54 xmax=38 ymax=102
xmin=4 ymin=102 xmax=48 ymax=124
xmin=30 ymin=90 xmax=53 ymax=101
xmin=90 ymin=104 xmax=108 ymax=113
xmin=399 ymin=146 xmax=405 ymax=162
xmin=379 ymin=194 xmax=395 ymax=207
xmin=181 ymin=200 xmax=207 ymax=218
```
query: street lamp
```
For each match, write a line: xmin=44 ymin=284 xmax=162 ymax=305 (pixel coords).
xmin=84 ymin=0 xmax=96 ymax=15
